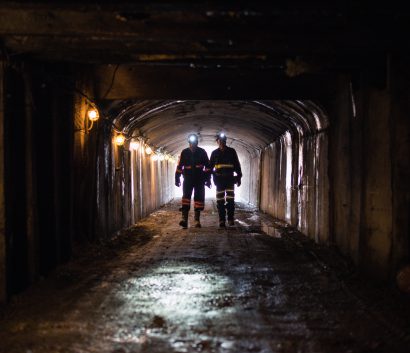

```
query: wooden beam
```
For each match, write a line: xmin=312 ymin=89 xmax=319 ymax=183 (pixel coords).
xmin=94 ymin=64 xmax=337 ymax=100
xmin=0 ymin=4 xmax=407 ymax=64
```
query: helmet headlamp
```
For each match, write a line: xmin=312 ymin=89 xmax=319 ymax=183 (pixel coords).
xmin=188 ymin=134 xmax=198 ymax=144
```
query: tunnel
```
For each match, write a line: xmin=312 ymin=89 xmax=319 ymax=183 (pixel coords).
xmin=0 ymin=2 xmax=410 ymax=352
xmin=101 ymin=99 xmax=328 ymax=237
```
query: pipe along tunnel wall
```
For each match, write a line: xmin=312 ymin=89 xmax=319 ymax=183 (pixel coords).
xmin=0 ymin=59 xmax=410 ymax=302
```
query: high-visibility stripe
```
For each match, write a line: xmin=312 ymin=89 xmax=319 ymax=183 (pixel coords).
xmin=204 ymin=168 xmax=211 ymax=172
xmin=176 ymin=169 xmax=183 ymax=173
xmin=184 ymin=166 xmax=192 ymax=169
xmin=215 ymin=164 xmax=234 ymax=169
xmin=216 ymin=191 xmax=225 ymax=195
xmin=216 ymin=197 xmax=225 ymax=201
xmin=226 ymin=196 xmax=235 ymax=199
xmin=182 ymin=198 xmax=191 ymax=205
xmin=226 ymin=189 xmax=235 ymax=192
xmin=195 ymin=164 xmax=204 ymax=168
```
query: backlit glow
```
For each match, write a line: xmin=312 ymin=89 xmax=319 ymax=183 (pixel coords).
xmin=145 ymin=146 xmax=152 ymax=155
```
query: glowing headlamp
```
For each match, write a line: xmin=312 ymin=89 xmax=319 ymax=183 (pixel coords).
xmin=188 ymin=134 xmax=198 ymax=143
xmin=216 ymin=132 xmax=227 ymax=141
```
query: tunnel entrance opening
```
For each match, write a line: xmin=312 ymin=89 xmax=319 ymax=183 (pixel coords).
xmin=96 ymin=100 xmax=329 ymax=243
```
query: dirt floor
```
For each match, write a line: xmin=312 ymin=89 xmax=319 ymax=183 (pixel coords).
xmin=0 ymin=200 xmax=409 ymax=353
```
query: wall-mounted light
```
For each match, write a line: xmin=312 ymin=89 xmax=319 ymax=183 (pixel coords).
xmin=151 ymin=154 xmax=159 ymax=161
xmin=87 ymin=108 xmax=99 ymax=122
xmin=115 ymin=134 xmax=125 ymax=146
xmin=130 ymin=141 xmax=139 ymax=151
xmin=84 ymin=105 xmax=100 ymax=133
xmin=145 ymin=146 xmax=152 ymax=155
xmin=158 ymin=154 xmax=165 ymax=161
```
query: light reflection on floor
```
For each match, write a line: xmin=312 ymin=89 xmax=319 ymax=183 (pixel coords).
xmin=113 ymin=262 xmax=237 ymax=350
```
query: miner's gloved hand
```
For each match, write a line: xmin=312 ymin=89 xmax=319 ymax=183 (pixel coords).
xmin=175 ymin=177 xmax=181 ymax=187
xmin=205 ymin=179 xmax=212 ymax=189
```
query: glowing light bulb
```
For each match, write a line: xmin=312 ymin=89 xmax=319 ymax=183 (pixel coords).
xmin=130 ymin=141 xmax=139 ymax=150
xmin=145 ymin=146 xmax=152 ymax=155
xmin=87 ymin=108 xmax=99 ymax=121
xmin=151 ymin=154 xmax=158 ymax=161
xmin=159 ymin=154 xmax=165 ymax=161
xmin=115 ymin=134 xmax=125 ymax=146
xmin=165 ymin=154 xmax=170 ymax=161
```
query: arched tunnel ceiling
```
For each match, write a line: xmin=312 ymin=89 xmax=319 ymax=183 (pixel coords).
xmin=108 ymin=100 xmax=328 ymax=156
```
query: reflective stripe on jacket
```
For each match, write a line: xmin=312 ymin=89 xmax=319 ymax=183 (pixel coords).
xmin=210 ymin=146 xmax=242 ymax=178
xmin=175 ymin=147 xmax=211 ymax=181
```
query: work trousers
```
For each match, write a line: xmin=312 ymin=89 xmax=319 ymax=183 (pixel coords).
xmin=181 ymin=177 xmax=205 ymax=211
xmin=215 ymin=177 xmax=235 ymax=221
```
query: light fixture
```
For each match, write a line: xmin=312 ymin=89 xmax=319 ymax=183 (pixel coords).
xmin=145 ymin=146 xmax=152 ymax=155
xmin=130 ymin=141 xmax=139 ymax=151
xmin=87 ymin=108 xmax=99 ymax=122
xmin=151 ymin=154 xmax=158 ymax=161
xmin=115 ymin=134 xmax=125 ymax=146
xmin=165 ymin=154 xmax=170 ymax=161
xmin=158 ymin=154 xmax=165 ymax=161
xmin=84 ymin=105 xmax=100 ymax=133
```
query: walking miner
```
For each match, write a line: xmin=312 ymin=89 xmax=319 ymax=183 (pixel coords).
xmin=175 ymin=134 xmax=211 ymax=228
xmin=210 ymin=132 xmax=242 ymax=228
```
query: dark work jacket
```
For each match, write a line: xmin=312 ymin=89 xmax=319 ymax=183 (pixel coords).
xmin=210 ymin=146 xmax=242 ymax=181
xmin=175 ymin=147 xmax=211 ymax=183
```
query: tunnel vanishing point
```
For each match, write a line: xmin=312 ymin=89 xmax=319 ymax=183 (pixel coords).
xmin=0 ymin=0 xmax=409 ymax=313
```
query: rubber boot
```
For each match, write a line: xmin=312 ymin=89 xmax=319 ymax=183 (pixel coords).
xmin=217 ymin=200 xmax=226 ymax=228
xmin=226 ymin=200 xmax=235 ymax=224
xmin=179 ymin=209 xmax=188 ymax=229
xmin=194 ymin=210 xmax=201 ymax=228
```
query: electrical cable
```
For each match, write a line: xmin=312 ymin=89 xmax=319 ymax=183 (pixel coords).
xmin=101 ymin=64 xmax=120 ymax=100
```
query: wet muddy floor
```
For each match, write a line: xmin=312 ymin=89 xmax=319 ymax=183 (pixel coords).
xmin=0 ymin=200 xmax=409 ymax=353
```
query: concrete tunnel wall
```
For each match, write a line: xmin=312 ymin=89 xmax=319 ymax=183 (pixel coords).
xmin=326 ymin=58 xmax=410 ymax=280
xmin=259 ymin=126 xmax=329 ymax=243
